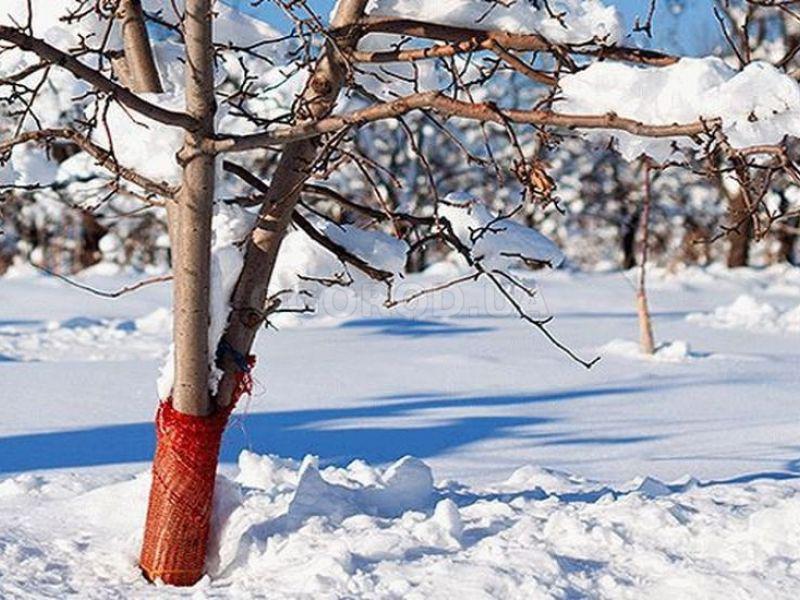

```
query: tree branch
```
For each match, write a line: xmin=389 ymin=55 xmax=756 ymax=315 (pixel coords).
xmin=221 ymin=159 xmax=393 ymax=281
xmin=212 ymin=91 xmax=716 ymax=154
xmin=0 ymin=128 xmax=177 ymax=197
xmin=0 ymin=25 xmax=197 ymax=130
xmin=291 ymin=212 xmax=394 ymax=281
xmin=215 ymin=0 xmax=372 ymax=407
xmin=345 ymin=17 xmax=679 ymax=67
xmin=30 ymin=264 xmax=172 ymax=298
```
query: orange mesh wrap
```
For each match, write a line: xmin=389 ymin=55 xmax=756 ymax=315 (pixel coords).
xmin=139 ymin=363 xmax=253 ymax=586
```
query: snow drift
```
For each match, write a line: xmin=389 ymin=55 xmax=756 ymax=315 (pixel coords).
xmin=0 ymin=450 xmax=798 ymax=598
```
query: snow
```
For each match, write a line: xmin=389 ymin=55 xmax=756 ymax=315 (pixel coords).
xmin=0 ymin=310 xmax=168 ymax=363
xmin=4 ymin=1 xmax=800 ymax=592
xmin=5 ymin=147 xmax=58 ymax=187
xmin=1 ymin=449 xmax=799 ymax=597
xmin=92 ymin=91 xmax=186 ymax=186
xmin=0 ymin=0 xmax=110 ymax=52
xmin=366 ymin=0 xmax=624 ymax=44
xmin=208 ymin=203 xmax=256 ymax=392
xmin=1 ymin=1 xmax=278 ymax=51
xmin=322 ymin=222 xmax=409 ymax=275
xmin=356 ymin=0 xmax=623 ymax=98
xmin=556 ymin=58 xmax=800 ymax=162
xmin=2 ymin=266 xmax=800 ymax=595
xmin=0 ymin=159 xmax=17 ymax=187
xmin=0 ymin=147 xmax=57 ymax=189
xmin=687 ymin=293 xmax=800 ymax=333
xmin=156 ymin=202 xmax=255 ymax=398
xmin=267 ymin=220 xmax=408 ymax=306
xmin=440 ymin=193 xmax=565 ymax=270
xmin=287 ymin=455 xmax=433 ymax=523
xmin=600 ymin=338 xmax=696 ymax=362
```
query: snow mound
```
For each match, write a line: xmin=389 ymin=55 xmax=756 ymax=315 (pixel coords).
xmin=687 ymin=294 xmax=800 ymax=333
xmin=288 ymin=455 xmax=433 ymax=523
xmin=132 ymin=307 xmax=172 ymax=336
xmin=0 ymin=310 xmax=170 ymax=362
xmin=600 ymin=339 xmax=695 ymax=362
xmin=1 ymin=452 xmax=799 ymax=597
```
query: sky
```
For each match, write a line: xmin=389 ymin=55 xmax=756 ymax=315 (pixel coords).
xmin=221 ymin=0 xmax=723 ymax=56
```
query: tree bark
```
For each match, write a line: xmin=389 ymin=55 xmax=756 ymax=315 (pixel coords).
xmin=171 ymin=0 xmax=216 ymax=416
xmin=116 ymin=0 xmax=163 ymax=93
xmin=215 ymin=0 xmax=370 ymax=406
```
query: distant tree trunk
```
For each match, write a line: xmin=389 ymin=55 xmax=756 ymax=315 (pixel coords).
xmin=776 ymin=193 xmax=798 ymax=265
xmin=77 ymin=210 xmax=107 ymax=269
xmin=675 ymin=218 xmax=711 ymax=267
xmin=776 ymin=224 xmax=798 ymax=265
xmin=637 ymin=162 xmax=655 ymax=355
xmin=726 ymin=189 xmax=751 ymax=268
xmin=620 ymin=207 xmax=641 ymax=270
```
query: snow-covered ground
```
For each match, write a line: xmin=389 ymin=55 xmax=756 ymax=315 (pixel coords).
xmin=1 ymin=264 xmax=799 ymax=597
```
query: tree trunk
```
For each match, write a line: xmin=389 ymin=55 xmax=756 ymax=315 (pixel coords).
xmin=139 ymin=0 xmax=217 ymax=586
xmin=776 ymin=223 xmax=798 ymax=265
xmin=215 ymin=0 xmax=370 ymax=406
xmin=637 ymin=162 xmax=655 ymax=355
xmin=726 ymin=189 xmax=751 ymax=268
xmin=776 ymin=193 xmax=798 ymax=265
xmin=77 ymin=210 xmax=107 ymax=269
xmin=140 ymin=0 xmax=370 ymax=586
xmin=620 ymin=208 xmax=640 ymax=270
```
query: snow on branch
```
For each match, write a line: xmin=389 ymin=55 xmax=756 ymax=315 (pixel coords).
xmin=0 ymin=25 xmax=198 ymax=130
xmin=222 ymin=160 xmax=402 ymax=284
xmin=211 ymin=91 xmax=714 ymax=154
xmin=0 ymin=127 xmax=177 ymax=197
xmin=364 ymin=0 xmax=624 ymax=44
xmin=556 ymin=58 xmax=800 ymax=162
xmin=348 ymin=16 xmax=678 ymax=67
xmin=439 ymin=192 xmax=565 ymax=270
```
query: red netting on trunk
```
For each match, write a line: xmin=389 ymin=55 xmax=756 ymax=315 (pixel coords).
xmin=139 ymin=358 xmax=254 ymax=586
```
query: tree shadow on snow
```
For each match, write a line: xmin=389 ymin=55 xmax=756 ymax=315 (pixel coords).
xmin=0 ymin=379 xmax=760 ymax=476
xmin=338 ymin=317 xmax=494 ymax=337
xmin=0 ymin=384 xmax=655 ymax=474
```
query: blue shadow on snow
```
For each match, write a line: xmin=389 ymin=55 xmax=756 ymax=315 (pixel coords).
xmin=0 ymin=385 xmax=651 ymax=474
xmin=338 ymin=317 xmax=493 ymax=338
